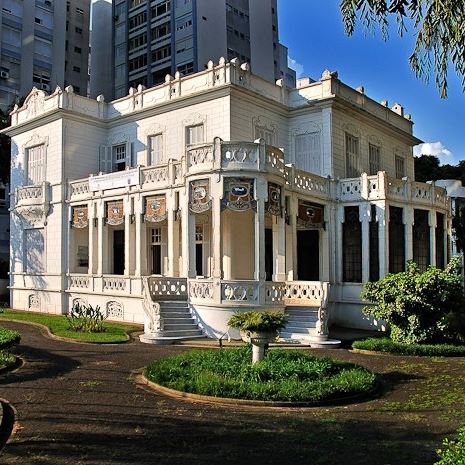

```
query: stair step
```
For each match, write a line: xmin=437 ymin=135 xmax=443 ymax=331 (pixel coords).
xmin=160 ymin=311 xmax=192 ymax=318
xmin=163 ymin=323 xmax=199 ymax=331
xmin=163 ymin=317 xmax=196 ymax=325
xmin=161 ymin=329 xmax=203 ymax=337
xmin=286 ymin=316 xmax=318 ymax=323
xmin=139 ymin=334 xmax=206 ymax=345
xmin=281 ymin=326 xmax=317 ymax=334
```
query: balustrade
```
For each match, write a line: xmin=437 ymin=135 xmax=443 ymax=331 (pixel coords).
xmin=69 ymin=180 xmax=90 ymax=199
xmin=149 ymin=277 xmax=187 ymax=300
xmin=188 ymin=280 xmax=215 ymax=302
xmin=141 ymin=165 xmax=169 ymax=186
xmin=68 ymin=275 xmax=90 ymax=290
xmin=16 ymin=185 xmax=43 ymax=202
xmin=221 ymin=280 xmax=259 ymax=304
xmin=103 ymin=276 xmax=127 ymax=292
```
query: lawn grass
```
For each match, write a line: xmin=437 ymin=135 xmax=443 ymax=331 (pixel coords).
xmin=0 ymin=350 xmax=16 ymax=370
xmin=0 ymin=309 xmax=142 ymax=343
xmin=0 ymin=326 xmax=20 ymax=349
xmin=435 ymin=424 xmax=465 ymax=464
xmin=145 ymin=347 xmax=377 ymax=402
xmin=352 ymin=337 xmax=465 ymax=357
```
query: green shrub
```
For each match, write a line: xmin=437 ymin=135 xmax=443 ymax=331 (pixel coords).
xmin=361 ymin=258 xmax=465 ymax=344
xmin=0 ymin=350 xmax=16 ymax=370
xmin=0 ymin=326 xmax=20 ymax=349
xmin=66 ymin=303 xmax=107 ymax=333
xmin=435 ymin=425 xmax=465 ymax=465
xmin=145 ymin=347 xmax=376 ymax=402
xmin=352 ymin=337 xmax=465 ymax=356
xmin=228 ymin=310 xmax=288 ymax=333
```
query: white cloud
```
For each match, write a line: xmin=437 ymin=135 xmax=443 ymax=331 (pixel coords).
xmin=288 ymin=57 xmax=305 ymax=78
xmin=414 ymin=141 xmax=453 ymax=162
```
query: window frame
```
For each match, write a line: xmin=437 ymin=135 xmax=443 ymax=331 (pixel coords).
xmin=345 ymin=133 xmax=360 ymax=178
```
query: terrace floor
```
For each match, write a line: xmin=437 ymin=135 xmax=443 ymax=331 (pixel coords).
xmin=0 ymin=320 xmax=464 ymax=465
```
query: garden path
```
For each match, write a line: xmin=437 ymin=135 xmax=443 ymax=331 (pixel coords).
xmin=0 ymin=320 xmax=464 ymax=465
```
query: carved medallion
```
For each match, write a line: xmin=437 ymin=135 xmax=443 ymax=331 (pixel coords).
xmin=71 ymin=206 xmax=89 ymax=228
xmin=29 ymin=294 xmax=40 ymax=310
xmin=266 ymin=183 xmax=282 ymax=217
xmin=106 ymin=201 xmax=124 ymax=226
xmin=297 ymin=201 xmax=324 ymax=229
xmin=106 ymin=301 xmax=124 ymax=319
xmin=222 ymin=178 xmax=256 ymax=212
xmin=189 ymin=179 xmax=212 ymax=213
xmin=145 ymin=195 xmax=167 ymax=223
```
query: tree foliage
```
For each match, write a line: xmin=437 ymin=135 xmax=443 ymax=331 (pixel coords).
xmin=340 ymin=0 xmax=465 ymax=98
xmin=362 ymin=258 xmax=465 ymax=344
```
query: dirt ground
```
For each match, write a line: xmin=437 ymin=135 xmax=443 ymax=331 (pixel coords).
xmin=0 ymin=320 xmax=464 ymax=465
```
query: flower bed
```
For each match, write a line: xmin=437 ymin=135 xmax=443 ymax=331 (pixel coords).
xmin=352 ymin=338 xmax=465 ymax=357
xmin=145 ymin=347 xmax=377 ymax=403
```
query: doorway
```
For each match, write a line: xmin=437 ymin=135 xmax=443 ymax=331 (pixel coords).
xmin=265 ymin=228 xmax=273 ymax=281
xmin=150 ymin=228 xmax=162 ymax=275
xmin=113 ymin=230 xmax=125 ymax=275
xmin=297 ymin=230 xmax=320 ymax=280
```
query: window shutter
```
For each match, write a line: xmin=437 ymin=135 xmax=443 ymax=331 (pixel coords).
xmin=99 ymin=146 xmax=112 ymax=173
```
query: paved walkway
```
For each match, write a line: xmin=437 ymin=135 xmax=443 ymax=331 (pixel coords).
xmin=0 ymin=321 xmax=457 ymax=465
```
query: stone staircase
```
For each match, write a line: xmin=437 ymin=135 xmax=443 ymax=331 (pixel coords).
xmin=139 ymin=277 xmax=205 ymax=345
xmin=140 ymin=300 xmax=205 ymax=344
xmin=279 ymin=307 xmax=341 ymax=348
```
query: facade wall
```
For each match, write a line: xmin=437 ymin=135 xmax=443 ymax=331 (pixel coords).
xmin=7 ymin=64 xmax=447 ymax=335
xmin=331 ymin=107 xmax=415 ymax=180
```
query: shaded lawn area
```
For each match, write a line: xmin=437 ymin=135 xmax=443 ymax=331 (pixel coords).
xmin=0 ymin=309 xmax=142 ymax=343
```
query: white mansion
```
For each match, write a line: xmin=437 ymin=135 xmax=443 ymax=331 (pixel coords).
xmin=5 ymin=58 xmax=451 ymax=344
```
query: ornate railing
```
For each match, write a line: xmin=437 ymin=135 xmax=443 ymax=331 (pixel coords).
xmin=221 ymin=142 xmax=259 ymax=169
xmin=149 ymin=277 xmax=188 ymax=300
xmin=292 ymin=170 xmax=329 ymax=197
xmin=188 ymin=279 xmax=215 ymax=302
xmin=16 ymin=185 xmax=43 ymax=202
xmin=264 ymin=281 xmax=329 ymax=307
xmin=69 ymin=275 xmax=90 ymax=290
xmin=188 ymin=144 xmax=215 ymax=169
xmin=141 ymin=165 xmax=169 ymax=186
xmin=266 ymin=146 xmax=286 ymax=175
xmin=221 ymin=280 xmax=259 ymax=304
xmin=69 ymin=180 xmax=90 ymax=199
xmin=103 ymin=276 xmax=127 ymax=292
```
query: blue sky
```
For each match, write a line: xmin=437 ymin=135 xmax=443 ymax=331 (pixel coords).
xmin=278 ymin=0 xmax=465 ymax=165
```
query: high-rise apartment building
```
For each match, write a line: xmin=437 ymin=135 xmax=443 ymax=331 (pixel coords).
xmin=90 ymin=0 xmax=296 ymax=100
xmin=0 ymin=0 xmax=90 ymax=111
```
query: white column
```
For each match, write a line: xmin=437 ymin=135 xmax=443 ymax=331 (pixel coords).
xmin=88 ymin=201 xmax=94 ymax=275
xmin=135 ymin=195 xmax=142 ymax=276
xmin=430 ymin=211 xmax=437 ymax=267
xmin=377 ymin=204 xmax=388 ymax=278
xmin=360 ymin=203 xmax=370 ymax=283
xmin=124 ymin=197 xmax=131 ymax=276
xmin=181 ymin=190 xmax=196 ymax=278
xmin=272 ymin=212 xmax=286 ymax=282
xmin=211 ymin=180 xmax=223 ymax=279
xmin=290 ymin=196 xmax=298 ymax=280
xmin=254 ymin=179 xmax=266 ymax=281
xmin=167 ymin=192 xmax=175 ymax=277
xmin=335 ymin=205 xmax=345 ymax=283
xmin=97 ymin=200 xmax=104 ymax=276
xmin=404 ymin=206 xmax=414 ymax=263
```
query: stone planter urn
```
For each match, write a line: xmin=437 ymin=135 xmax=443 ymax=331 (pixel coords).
xmin=240 ymin=330 xmax=276 ymax=364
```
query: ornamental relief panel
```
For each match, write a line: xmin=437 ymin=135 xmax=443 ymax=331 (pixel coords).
xmin=106 ymin=301 xmax=124 ymax=320
xmin=222 ymin=178 xmax=256 ymax=212
xmin=189 ymin=179 xmax=212 ymax=214
xmin=28 ymin=294 xmax=40 ymax=310
xmin=297 ymin=201 xmax=324 ymax=230
xmin=106 ymin=201 xmax=124 ymax=226
xmin=71 ymin=206 xmax=89 ymax=228
xmin=266 ymin=183 xmax=282 ymax=217
xmin=145 ymin=195 xmax=167 ymax=223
